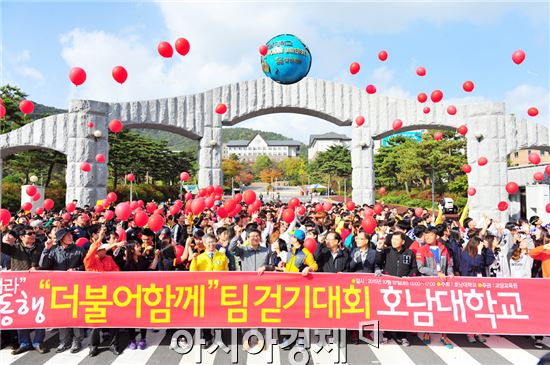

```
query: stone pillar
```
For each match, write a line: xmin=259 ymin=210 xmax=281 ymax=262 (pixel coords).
xmin=351 ymin=125 xmax=375 ymax=205
xmin=466 ymin=114 xmax=509 ymax=222
xmin=65 ymin=100 xmax=109 ymax=207
xmin=198 ymin=110 xmax=223 ymax=188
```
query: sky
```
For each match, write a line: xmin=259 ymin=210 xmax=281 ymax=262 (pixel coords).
xmin=1 ymin=0 xmax=549 ymax=144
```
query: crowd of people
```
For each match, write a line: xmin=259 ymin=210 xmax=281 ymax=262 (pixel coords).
xmin=1 ymin=196 xmax=549 ymax=357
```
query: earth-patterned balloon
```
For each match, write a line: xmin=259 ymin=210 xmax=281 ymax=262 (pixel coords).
xmin=261 ymin=34 xmax=312 ymax=84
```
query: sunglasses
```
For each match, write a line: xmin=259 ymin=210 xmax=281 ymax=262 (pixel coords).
xmin=24 ymin=232 xmax=36 ymax=236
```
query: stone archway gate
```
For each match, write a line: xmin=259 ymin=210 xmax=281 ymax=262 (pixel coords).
xmin=1 ymin=78 xmax=548 ymax=221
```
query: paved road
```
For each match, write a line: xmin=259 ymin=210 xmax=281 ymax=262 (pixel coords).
xmin=2 ymin=329 xmax=549 ymax=365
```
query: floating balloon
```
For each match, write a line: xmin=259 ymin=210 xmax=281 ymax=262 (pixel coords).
xmin=134 ymin=210 xmax=149 ymax=227
xmin=361 ymin=216 xmax=377 ymax=234
xmin=364 ymin=207 xmax=374 ymax=216
xmin=512 ymin=50 xmax=525 ymax=65
xmin=528 ymin=152 xmax=541 ymax=165
xmin=392 ymin=119 xmax=403 ymax=131
xmin=180 ymin=171 xmax=190 ymax=182
xmin=373 ymin=203 xmax=383 ymax=215
xmin=546 ymin=165 xmax=550 ymax=175
xmin=62 ymin=213 xmax=72 ymax=221
xmin=282 ymin=208 xmax=295 ymax=224
xmin=434 ymin=132 xmax=443 ymax=141
xmin=224 ymin=199 xmax=237 ymax=213
xmin=35 ymin=207 xmax=44 ymax=215
xmin=349 ymin=62 xmax=360 ymax=75
xmin=379 ymin=186 xmax=387 ymax=196
xmin=95 ymin=154 xmax=106 ymax=163
xmin=234 ymin=193 xmax=243 ymax=203
xmin=217 ymin=206 xmax=228 ymax=218
xmin=414 ymin=207 xmax=424 ymax=217
xmin=112 ymin=66 xmax=128 ymax=84
xmin=297 ymin=205 xmax=306 ymax=216
xmin=115 ymin=202 xmax=132 ymax=221
xmin=215 ymin=103 xmax=227 ymax=114
xmin=69 ymin=67 xmax=87 ymax=86
xmin=416 ymin=66 xmax=426 ymax=76
xmin=355 ymin=115 xmax=365 ymax=126
xmin=528 ymin=107 xmax=539 ymax=117
xmin=66 ymin=202 xmax=76 ymax=213
xmin=478 ymin=157 xmax=488 ymax=166
xmin=0 ymin=104 xmax=5 ymax=119
xmin=175 ymin=37 xmax=190 ymax=56
xmin=288 ymin=197 xmax=300 ymax=209
xmin=378 ymin=50 xmax=388 ymax=61
xmin=365 ymin=84 xmax=376 ymax=94
xmin=458 ymin=125 xmax=468 ymax=136
xmin=87 ymin=121 xmax=94 ymax=128
xmin=447 ymin=105 xmax=457 ymax=115
xmin=323 ymin=201 xmax=333 ymax=212
xmin=417 ymin=92 xmax=427 ymax=103
xmin=505 ymin=182 xmax=519 ymax=194
xmin=0 ymin=208 xmax=11 ymax=225
xmin=157 ymin=41 xmax=173 ymax=58
xmin=423 ymin=107 xmax=430 ymax=114
xmin=534 ymin=172 xmax=545 ymax=181
xmin=32 ymin=192 xmax=41 ymax=201
xmin=431 ymin=90 xmax=443 ymax=103
xmin=154 ymin=208 xmax=164 ymax=216
xmin=462 ymin=164 xmax=472 ymax=173
xmin=204 ymin=197 xmax=215 ymax=209
xmin=243 ymin=190 xmax=256 ymax=205
xmin=184 ymin=192 xmax=193 ymax=201
xmin=346 ymin=201 xmax=355 ymax=211
xmin=130 ymin=201 xmax=140 ymax=210
xmin=497 ymin=201 xmax=509 ymax=211
xmin=107 ymin=192 xmax=118 ymax=202
xmin=43 ymin=198 xmax=54 ymax=210
xmin=463 ymin=80 xmax=474 ymax=92
xmin=259 ymin=44 xmax=268 ymax=56
xmin=26 ymin=185 xmax=37 ymax=197
xmin=109 ymin=119 xmax=123 ymax=133
xmin=126 ymin=173 xmax=135 ymax=182
xmin=206 ymin=185 xmax=214 ymax=195
xmin=467 ymin=187 xmax=477 ymax=196
xmin=80 ymin=162 xmax=91 ymax=172
xmin=191 ymin=198 xmax=206 ymax=215
xmin=315 ymin=204 xmax=323 ymax=213
xmin=22 ymin=202 xmax=32 ymax=212
xmin=304 ymin=238 xmax=317 ymax=253
xmin=546 ymin=203 xmax=550 ymax=214
xmin=19 ymin=100 xmax=34 ymax=114
xmin=148 ymin=214 xmax=164 ymax=232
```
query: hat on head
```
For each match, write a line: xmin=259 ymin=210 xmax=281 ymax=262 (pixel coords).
xmin=291 ymin=230 xmax=306 ymax=241
xmin=30 ymin=220 xmax=43 ymax=228
xmin=529 ymin=216 xmax=540 ymax=225
xmin=55 ymin=228 xmax=72 ymax=243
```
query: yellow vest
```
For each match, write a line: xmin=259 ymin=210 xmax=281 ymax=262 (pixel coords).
xmin=189 ymin=250 xmax=229 ymax=271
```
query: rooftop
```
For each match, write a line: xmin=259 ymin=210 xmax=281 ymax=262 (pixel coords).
xmin=309 ymin=132 xmax=351 ymax=146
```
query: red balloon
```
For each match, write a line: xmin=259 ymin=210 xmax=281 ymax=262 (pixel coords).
xmin=545 ymin=165 xmax=550 ymax=176
xmin=467 ymin=187 xmax=477 ymax=196
xmin=498 ymin=201 xmax=509 ymax=211
xmin=431 ymin=90 xmax=443 ymax=103
xmin=462 ymin=164 xmax=472 ymax=173
xmin=355 ymin=115 xmax=365 ymax=126
xmin=416 ymin=66 xmax=426 ymax=76
xmin=414 ymin=207 xmax=424 ymax=217
xmin=315 ymin=204 xmax=323 ymax=213
xmin=528 ymin=152 xmax=541 ymax=165
xmin=191 ymin=198 xmax=206 ymax=215
xmin=204 ymin=197 xmax=215 ymax=209
xmin=512 ymin=50 xmax=525 ymax=65
xmin=365 ymin=84 xmax=376 ymax=94
xmin=215 ymin=103 xmax=227 ymax=115
xmin=154 ymin=208 xmax=164 ymax=216
xmin=213 ymin=184 xmax=223 ymax=195
xmin=434 ymin=132 xmax=443 ymax=141
xmin=478 ymin=157 xmax=488 ymax=166
xmin=364 ymin=207 xmax=374 ymax=216
xmin=106 ymin=209 xmax=117 ymax=221
xmin=109 ymin=119 xmax=123 ymax=133
xmin=229 ymin=204 xmax=242 ymax=217
xmin=323 ymin=201 xmax=333 ymax=212
xmin=107 ymin=192 xmax=118 ymax=202
xmin=373 ymin=203 xmax=383 ymax=215
xmin=95 ymin=205 xmax=104 ymax=213
xmin=349 ymin=62 xmax=360 ymax=75
xmin=174 ymin=245 xmax=185 ymax=264
xmin=417 ymin=92 xmax=427 ymax=103
xmin=62 ymin=213 xmax=72 ymax=221
xmin=198 ymin=189 xmax=206 ymax=197
xmin=259 ymin=44 xmax=268 ymax=56
xmin=378 ymin=50 xmax=388 ymax=61
xmin=175 ymin=38 xmax=190 ymax=56
xmin=534 ymin=172 xmax=545 ymax=181
xmin=102 ymin=199 xmax=111 ymax=208
xmin=148 ymin=214 xmax=164 ymax=232
xmin=134 ymin=210 xmax=149 ymax=227
xmin=392 ymin=119 xmax=403 ymax=131
xmin=69 ymin=67 xmax=87 ymax=86
xmin=112 ymin=66 xmax=128 ymax=84
xmin=447 ymin=105 xmax=457 ymax=115
xmin=66 ymin=202 xmax=76 ymax=213
xmin=185 ymin=192 xmax=193 ymax=201
xmin=527 ymin=107 xmax=539 ymax=117
xmin=116 ymin=226 xmax=126 ymax=241
xmin=32 ymin=192 xmax=41 ymax=201
xmin=126 ymin=173 xmax=135 ymax=182
xmin=80 ymin=162 xmax=91 ymax=172
xmin=463 ymin=80 xmax=474 ymax=92
xmin=206 ymin=185 xmax=214 ymax=195
xmin=35 ymin=207 xmax=44 ymax=215
xmin=546 ymin=203 xmax=550 ymax=214
xmin=43 ymin=198 xmax=54 ymax=210
xmin=304 ymin=238 xmax=317 ymax=253
xmin=0 ymin=208 xmax=11 ymax=225
xmin=224 ymin=199 xmax=237 ymax=212
xmin=458 ymin=125 xmax=468 ymax=136
xmin=217 ymin=206 xmax=228 ymax=218
xmin=361 ymin=216 xmax=377 ymax=234
xmin=296 ymin=205 xmax=306 ymax=216
xmin=423 ymin=106 xmax=430 ymax=114
xmin=115 ymin=202 xmax=132 ymax=221
xmin=288 ymin=197 xmax=300 ymax=209
xmin=243 ymin=190 xmax=256 ymax=205
xmin=87 ymin=121 xmax=94 ymax=128
xmin=505 ymin=182 xmax=519 ymax=194
xmin=130 ymin=201 xmax=140 ymax=210
xmin=282 ymin=208 xmax=295 ymax=224
xmin=346 ymin=201 xmax=355 ymax=211
xmin=379 ymin=187 xmax=387 ymax=196
xmin=26 ymin=185 xmax=37 ymax=197
xmin=95 ymin=154 xmax=106 ymax=163
xmin=19 ymin=100 xmax=34 ymax=114
xmin=157 ymin=41 xmax=173 ymax=58
xmin=146 ymin=202 xmax=157 ymax=214
xmin=180 ymin=171 xmax=190 ymax=182
xmin=0 ymin=104 xmax=5 ymax=119
xmin=22 ymin=202 xmax=32 ymax=212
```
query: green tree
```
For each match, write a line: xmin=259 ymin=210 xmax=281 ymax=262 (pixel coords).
xmin=254 ymin=155 xmax=273 ymax=174
xmin=279 ymin=157 xmax=306 ymax=185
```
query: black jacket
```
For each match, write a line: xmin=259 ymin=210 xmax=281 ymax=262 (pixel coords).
xmin=375 ymin=246 xmax=418 ymax=277
xmin=39 ymin=244 xmax=86 ymax=271
xmin=349 ymin=247 xmax=377 ymax=273
xmin=314 ymin=244 xmax=350 ymax=273
xmin=1 ymin=240 xmax=44 ymax=271
xmin=385 ymin=233 xmax=414 ymax=250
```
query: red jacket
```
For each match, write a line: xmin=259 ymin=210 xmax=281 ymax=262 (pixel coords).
xmin=409 ymin=240 xmax=422 ymax=255
xmin=84 ymin=241 xmax=120 ymax=272
xmin=416 ymin=242 xmax=453 ymax=276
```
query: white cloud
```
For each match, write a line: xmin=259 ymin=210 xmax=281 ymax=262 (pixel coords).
xmin=504 ymin=84 xmax=549 ymax=122
xmin=10 ymin=50 xmax=45 ymax=82
xmin=16 ymin=66 xmax=45 ymax=82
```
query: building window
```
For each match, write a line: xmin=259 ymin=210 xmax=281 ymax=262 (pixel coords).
xmin=514 ymin=152 xmax=519 ymax=158
xmin=528 ymin=149 xmax=531 ymax=155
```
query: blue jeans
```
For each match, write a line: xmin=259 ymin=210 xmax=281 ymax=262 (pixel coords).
xmin=17 ymin=328 xmax=45 ymax=348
